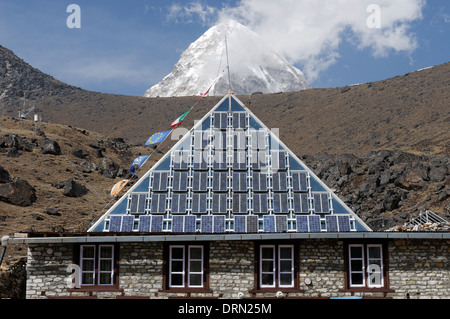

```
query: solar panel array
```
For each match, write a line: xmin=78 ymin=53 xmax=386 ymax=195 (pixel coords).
xmin=98 ymin=96 xmax=360 ymax=233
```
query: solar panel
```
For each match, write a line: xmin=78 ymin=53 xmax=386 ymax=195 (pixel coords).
xmin=151 ymin=215 xmax=163 ymax=232
xmin=213 ymin=216 xmax=225 ymax=233
xmin=214 ymin=112 xmax=228 ymax=129
xmin=151 ymin=193 xmax=166 ymax=213
xmin=129 ymin=193 xmax=147 ymax=214
xmin=173 ymin=151 xmax=190 ymax=170
xmin=172 ymin=215 xmax=184 ymax=233
xmin=273 ymin=193 xmax=288 ymax=213
xmin=194 ymin=131 xmax=208 ymax=149
xmin=252 ymin=172 xmax=267 ymax=192
xmin=276 ymin=216 xmax=288 ymax=233
xmin=201 ymin=215 xmax=213 ymax=233
xmin=138 ymin=215 xmax=151 ymax=232
xmin=184 ymin=215 xmax=196 ymax=233
xmin=232 ymin=172 xmax=247 ymax=192
xmin=233 ymin=130 xmax=246 ymax=149
xmin=172 ymin=172 xmax=188 ymax=192
xmin=272 ymin=172 xmax=287 ymax=192
xmin=152 ymin=172 xmax=168 ymax=191
xmin=213 ymin=130 xmax=227 ymax=149
xmin=251 ymin=150 xmax=268 ymax=170
xmin=263 ymin=216 xmax=275 ymax=233
xmin=193 ymin=150 xmax=208 ymax=170
xmin=296 ymin=215 xmax=309 ymax=232
xmin=250 ymin=129 xmax=267 ymax=149
xmin=109 ymin=215 xmax=122 ymax=232
xmin=338 ymin=215 xmax=351 ymax=232
xmin=293 ymin=193 xmax=309 ymax=213
xmin=121 ymin=215 xmax=134 ymax=232
xmin=233 ymin=112 xmax=246 ymax=129
xmin=308 ymin=215 xmax=321 ymax=232
xmin=171 ymin=193 xmax=187 ymax=214
xmin=313 ymin=193 xmax=330 ymax=213
xmin=326 ymin=215 xmax=338 ymax=232
xmin=213 ymin=172 xmax=228 ymax=192
xmin=234 ymin=215 xmax=246 ymax=233
xmin=192 ymin=193 xmax=207 ymax=214
xmin=213 ymin=150 xmax=227 ymax=170
xmin=246 ymin=215 xmax=259 ymax=233
xmin=232 ymin=193 xmax=247 ymax=214
xmin=192 ymin=172 xmax=208 ymax=192
xmin=233 ymin=150 xmax=247 ymax=170
xmin=253 ymin=193 xmax=268 ymax=214
xmin=212 ymin=193 xmax=227 ymax=213
xmin=292 ymin=172 xmax=308 ymax=192
xmin=271 ymin=151 xmax=287 ymax=170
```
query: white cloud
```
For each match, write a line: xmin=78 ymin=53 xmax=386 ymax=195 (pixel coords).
xmin=217 ymin=0 xmax=426 ymax=80
xmin=166 ymin=2 xmax=216 ymax=26
xmin=172 ymin=0 xmax=425 ymax=82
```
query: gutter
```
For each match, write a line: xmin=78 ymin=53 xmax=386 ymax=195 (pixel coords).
xmin=5 ymin=232 xmax=450 ymax=245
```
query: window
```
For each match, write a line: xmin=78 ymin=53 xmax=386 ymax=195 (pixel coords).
xmin=165 ymin=244 xmax=209 ymax=291
xmin=79 ymin=244 xmax=117 ymax=287
xmin=348 ymin=244 xmax=385 ymax=288
xmin=258 ymin=244 xmax=296 ymax=289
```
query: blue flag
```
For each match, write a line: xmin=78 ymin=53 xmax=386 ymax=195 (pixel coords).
xmin=130 ymin=155 xmax=150 ymax=175
xmin=145 ymin=130 xmax=171 ymax=146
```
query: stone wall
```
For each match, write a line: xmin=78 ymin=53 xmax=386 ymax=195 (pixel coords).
xmin=23 ymin=239 xmax=449 ymax=299
xmin=389 ymin=239 xmax=449 ymax=299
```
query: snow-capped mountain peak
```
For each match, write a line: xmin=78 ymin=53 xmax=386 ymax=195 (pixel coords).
xmin=144 ymin=20 xmax=310 ymax=97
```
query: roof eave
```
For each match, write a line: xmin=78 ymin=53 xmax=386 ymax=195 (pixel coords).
xmin=5 ymin=232 xmax=450 ymax=245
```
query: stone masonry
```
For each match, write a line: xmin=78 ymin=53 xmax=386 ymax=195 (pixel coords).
xmin=24 ymin=239 xmax=448 ymax=299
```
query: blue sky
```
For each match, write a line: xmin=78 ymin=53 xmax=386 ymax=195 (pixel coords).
xmin=0 ymin=0 xmax=448 ymax=96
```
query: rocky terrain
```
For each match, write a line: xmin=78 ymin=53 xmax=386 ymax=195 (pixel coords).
xmin=0 ymin=115 xmax=447 ymax=236
xmin=0 ymin=45 xmax=448 ymax=159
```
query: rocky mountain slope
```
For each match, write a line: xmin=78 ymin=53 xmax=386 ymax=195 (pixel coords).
xmin=0 ymin=45 xmax=448 ymax=243
xmin=144 ymin=20 xmax=310 ymax=97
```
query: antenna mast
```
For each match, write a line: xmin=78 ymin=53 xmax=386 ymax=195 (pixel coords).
xmin=225 ymin=36 xmax=232 ymax=93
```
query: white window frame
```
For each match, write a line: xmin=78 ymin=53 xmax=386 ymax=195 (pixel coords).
xmin=348 ymin=244 xmax=365 ymax=288
xmin=169 ymin=245 xmax=205 ymax=288
xmin=260 ymin=245 xmax=276 ymax=288
xmin=188 ymin=246 xmax=204 ymax=288
xmin=98 ymin=245 xmax=114 ymax=286
xmin=80 ymin=244 xmax=115 ymax=286
xmin=348 ymin=244 xmax=385 ymax=288
xmin=169 ymin=245 xmax=185 ymax=288
xmin=367 ymin=244 xmax=384 ymax=288
xmin=80 ymin=245 xmax=96 ymax=286
xmin=278 ymin=245 xmax=294 ymax=288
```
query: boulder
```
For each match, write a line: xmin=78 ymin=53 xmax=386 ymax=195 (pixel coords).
xmin=397 ymin=163 xmax=429 ymax=189
xmin=62 ymin=178 xmax=88 ymax=197
xmin=97 ymin=157 xmax=120 ymax=178
xmin=40 ymin=139 xmax=62 ymax=155
xmin=0 ymin=178 xmax=37 ymax=206
xmin=7 ymin=148 xmax=20 ymax=158
xmin=429 ymin=165 xmax=447 ymax=182
xmin=0 ymin=166 xmax=11 ymax=183
xmin=72 ymin=149 xmax=89 ymax=159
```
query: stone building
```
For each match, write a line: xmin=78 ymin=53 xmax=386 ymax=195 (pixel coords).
xmin=3 ymin=93 xmax=449 ymax=299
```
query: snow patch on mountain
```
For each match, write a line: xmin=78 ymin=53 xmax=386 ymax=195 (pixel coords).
xmin=144 ymin=20 xmax=310 ymax=97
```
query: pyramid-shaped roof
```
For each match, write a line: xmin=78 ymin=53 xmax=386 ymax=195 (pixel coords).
xmin=88 ymin=93 xmax=371 ymax=234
